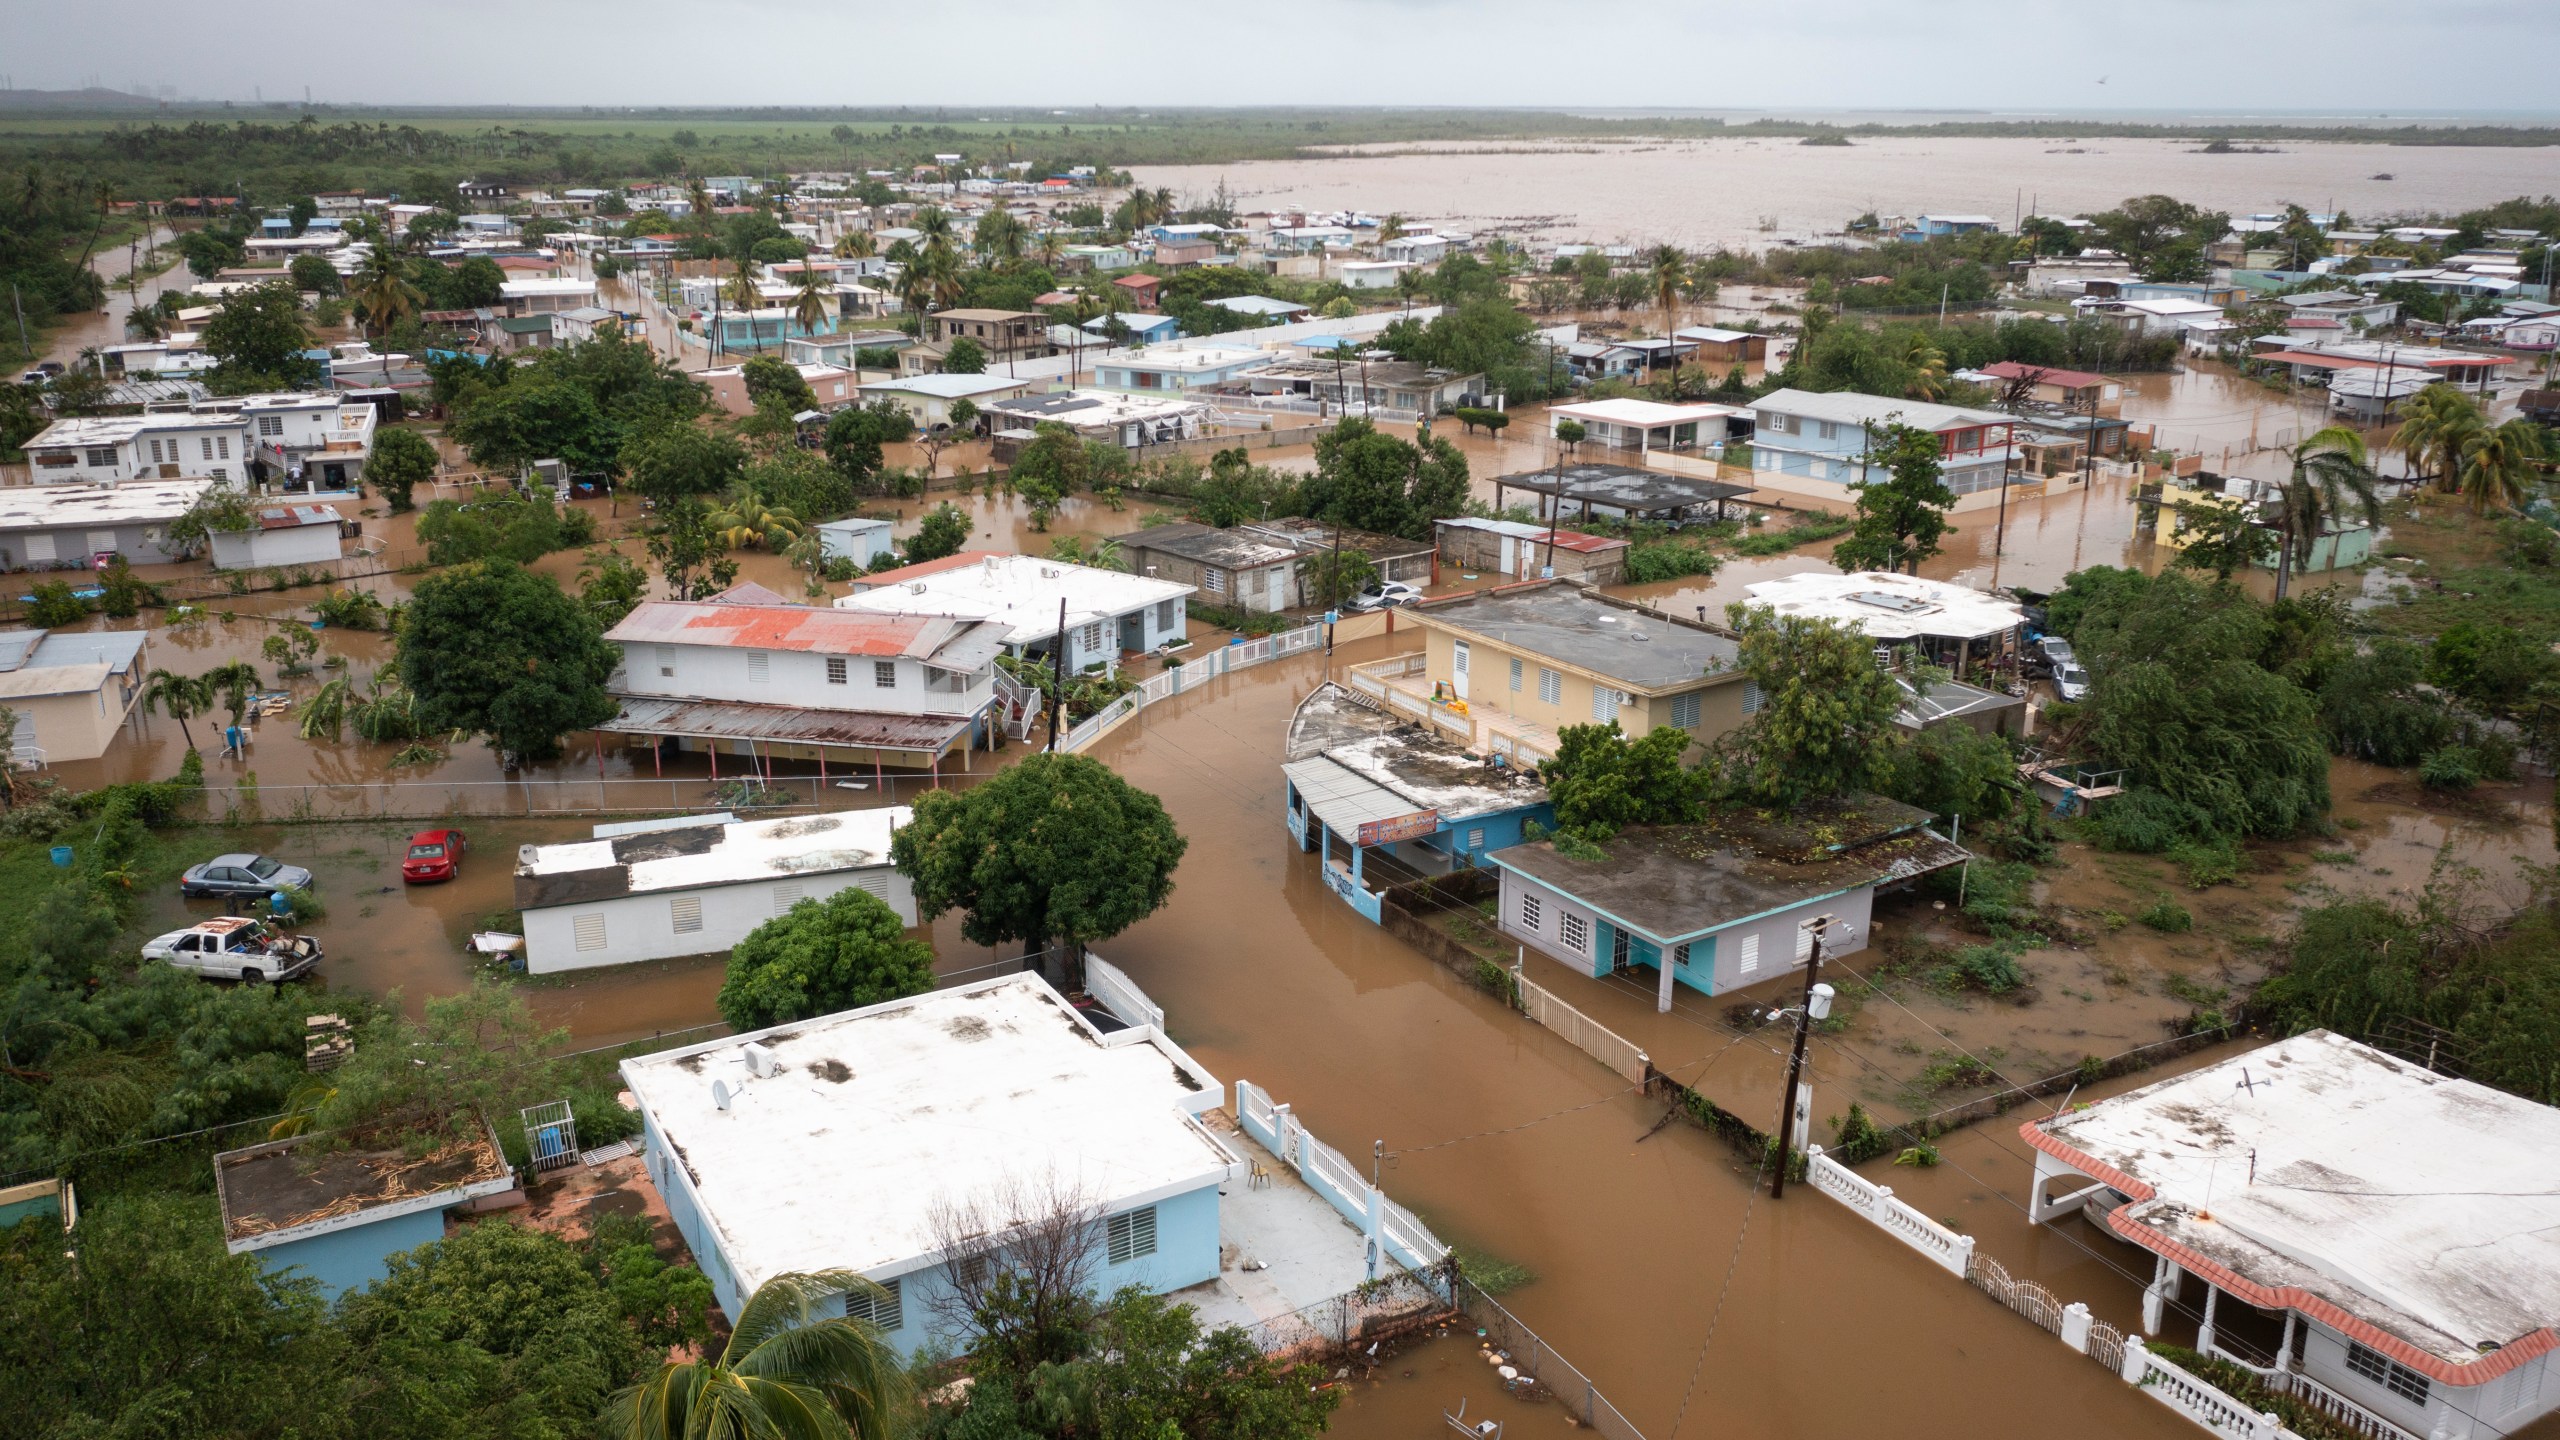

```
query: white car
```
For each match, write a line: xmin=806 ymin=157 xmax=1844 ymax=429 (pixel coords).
xmin=2054 ymin=663 xmax=2092 ymax=703
xmin=142 ymin=916 xmax=322 ymax=983
xmin=1349 ymin=581 xmax=1423 ymax=612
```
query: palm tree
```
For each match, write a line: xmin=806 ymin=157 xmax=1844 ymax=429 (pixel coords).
xmin=727 ymin=255 xmax=765 ymax=352
xmin=976 ymin=206 xmax=1026 ymax=266
xmin=1032 ymin=227 xmax=1063 ymax=270
xmin=2272 ymin=425 xmax=2384 ymax=599
xmin=607 ymin=1270 xmax=906 ymax=1440
xmin=2455 ymin=417 xmax=2554 ymax=515
xmin=1379 ymin=213 xmax=1407 ymax=246
xmin=1901 ymin=333 xmax=1951 ymax=402
xmin=203 ymin=661 xmax=263 ymax=729
xmin=141 ymin=668 xmax=213 ymax=751
xmin=1648 ymin=245 xmax=1689 ymax=390
xmin=790 ymin=263 xmax=833 ymax=338
xmin=832 ymin=230 xmax=876 ymax=262
xmin=2392 ymin=384 xmax=2486 ymax=493
xmin=707 ymin=498 xmax=806 ymax=551
xmin=912 ymin=207 xmax=954 ymax=251
xmin=350 ymin=248 xmax=423 ymax=337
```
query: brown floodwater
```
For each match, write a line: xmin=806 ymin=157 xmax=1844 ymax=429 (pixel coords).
xmin=1132 ymin=136 xmax=2560 ymax=250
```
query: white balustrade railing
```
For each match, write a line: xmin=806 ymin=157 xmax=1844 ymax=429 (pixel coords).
xmin=2121 ymin=1339 xmax=2299 ymax=1440
xmin=1804 ymin=1148 xmax=1975 ymax=1277
xmin=1051 ymin=622 xmax=1327 ymax=754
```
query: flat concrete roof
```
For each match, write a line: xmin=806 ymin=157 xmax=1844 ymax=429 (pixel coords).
xmin=1405 ymin=583 xmax=1740 ymax=692
xmin=839 ymin=552 xmax=1193 ymax=644
xmin=620 ymin=974 xmax=1228 ymax=1294
xmin=2027 ymin=1030 xmax=2560 ymax=1371
xmin=0 ymin=479 xmax=218 ymax=530
xmin=1741 ymin=571 xmax=2025 ymax=643
xmin=1122 ymin=522 xmax=1299 ymax=572
xmin=1551 ymin=398 xmax=1741 ymax=428
xmin=517 ymin=807 xmax=909 ymax=908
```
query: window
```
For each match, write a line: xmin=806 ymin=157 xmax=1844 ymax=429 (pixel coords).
xmin=1081 ymin=622 xmax=1104 ymax=652
xmin=826 ymin=657 xmax=848 ymax=684
xmin=1592 ymin=687 xmax=1619 ymax=722
xmin=1465 ymin=827 xmax=1485 ymax=851
xmin=84 ymin=448 xmax=115 ymax=467
xmin=217 ymin=436 xmax=230 ymax=459
xmin=774 ymin=883 xmax=804 ymax=914
xmin=1518 ymin=893 xmax=1542 ymax=932
xmin=1106 ymin=1206 xmax=1158 ymax=1264
xmin=1203 ymin=567 xmax=1225 ymax=594
xmin=1670 ymin=692 xmax=1702 ymax=730
xmin=148 ymin=439 xmax=166 ymax=464
xmin=746 ymin=651 xmax=770 ymax=684
xmin=258 ymin=415 xmax=282 ymax=437
xmin=1794 ymin=921 xmax=1816 ymax=961
xmin=1742 ymin=679 xmax=1764 ymax=715
xmin=670 ymin=897 xmax=703 ymax=934
xmin=1509 ymin=658 xmax=1523 ymax=692
xmin=1560 ymin=912 xmax=1589 ymax=954
xmin=574 ymin=913 xmax=608 ymax=951
xmin=1671 ymin=942 xmax=1691 ymax=970
xmin=1538 ymin=667 xmax=1561 ymax=705
xmin=844 ymin=1277 xmax=903 ymax=1332
xmin=2346 ymin=1344 xmax=2431 ymax=1408
xmin=874 ymin=660 xmax=897 ymax=688
xmin=1738 ymin=933 xmax=1761 ymax=976
xmin=1155 ymin=599 xmax=1176 ymax=629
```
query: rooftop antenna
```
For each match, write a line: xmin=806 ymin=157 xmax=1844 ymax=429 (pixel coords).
xmin=712 ymin=1079 xmax=734 ymax=1111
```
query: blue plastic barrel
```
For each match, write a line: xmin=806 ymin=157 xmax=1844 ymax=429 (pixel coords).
xmin=268 ymin=890 xmax=292 ymax=917
xmin=49 ymin=846 xmax=72 ymax=867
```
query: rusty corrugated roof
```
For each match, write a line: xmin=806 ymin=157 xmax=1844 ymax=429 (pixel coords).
xmin=598 ymin=696 xmax=976 ymax=754
xmin=606 ymin=601 xmax=997 ymax=666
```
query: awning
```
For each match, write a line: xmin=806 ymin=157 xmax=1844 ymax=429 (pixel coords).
xmin=599 ymin=696 xmax=975 ymax=757
xmin=1282 ymin=756 xmax=1438 ymax=845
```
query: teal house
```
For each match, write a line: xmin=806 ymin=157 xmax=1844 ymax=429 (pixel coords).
xmin=214 ymin=1125 xmax=518 ymax=1298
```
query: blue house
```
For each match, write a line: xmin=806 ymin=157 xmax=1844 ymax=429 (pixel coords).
xmin=1282 ymin=682 xmax=1552 ymax=924
xmin=1747 ymin=387 xmax=2019 ymax=498
xmin=620 ymin=973 xmax=1234 ymax=1355
xmin=214 ymin=1126 xmax=518 ymax=1298
xmin=815 ymin=516 xmax=896 ymax=568
xmin=1488 ymin=796 xmax=1967 ymax=1011
xmin=1906 ymin=214 xmax=2000 ymax=240
xmin=1086 ymin=311 xmax=1183 ymax=344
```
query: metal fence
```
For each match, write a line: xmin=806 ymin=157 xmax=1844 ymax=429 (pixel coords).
xmin=1453 ymin=1274 xmax=1650 ymax=1440
xmin=1513 ymin=970 xmax=1650 ymax=1084
xmin=1056 ymin=621 xmax=1327 ymax=753
xmin=1238 ymin=1267 xmax=1448 ymax=1363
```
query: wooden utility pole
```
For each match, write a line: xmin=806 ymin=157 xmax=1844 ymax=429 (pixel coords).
xmin=1769 ymin=919 xmax=1833 ymax=1200
xmin=1045 ymin=596 xmax=1069 ymax=751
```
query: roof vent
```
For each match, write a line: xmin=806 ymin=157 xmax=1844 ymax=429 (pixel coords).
xmin=741 ymin=1042 xmax=780 ymax=1079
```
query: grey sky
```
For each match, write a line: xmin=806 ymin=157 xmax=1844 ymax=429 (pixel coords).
xmin=9 ymin=0 xmax=2560 ymax=113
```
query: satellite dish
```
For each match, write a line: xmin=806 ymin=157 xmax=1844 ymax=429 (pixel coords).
xmin=712 ymin=1079 xmax=733 ymax=1112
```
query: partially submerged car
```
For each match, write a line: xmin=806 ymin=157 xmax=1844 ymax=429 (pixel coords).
xmin=402 ymin=828 xmax=469 ymax=884
xmin=1348 ymin=581 xmax=1423 ymax=612
xmin=142 ymin=916 xmax=322 ymax=983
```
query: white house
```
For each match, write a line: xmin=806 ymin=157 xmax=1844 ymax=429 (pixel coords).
xmin=618 ymin=972 xmax=1231 ymax=1348
xmin=840 ymin=551 xmax=1193 ymax=674
xmin=598 ymin=595 xmax=1008 ymax=776
xmin=1549 ymin=398 xmax=1741 ymax=454
xmin=1747 ymin=388 xmax=2019 ymax=504
xmin=189 ymin=392 xmax=378 ymax=492
xmin=19 ymin=412 xmax=251 ymax=486
xmin=2024 ymin=1031 xmax=2560 ymax=1440
xmin=515 ymin=808 xmax=916 ymax=974
xmin=0 ymin=479 xmax=222 ymax=570
xmin=1333 ymin=259 xmax=1414 ymax=290
xmin=816 ymin=517 xmax=897 ymax=569
xmin=1088 ymin=346 xmax=1274 ymax=395
xmin=499 ymin=277 xmax=599 ymax=316
xmin=855 ymin=373 xmax=1040 ymax=430
xmin=206 ymin=503 xmax=346 ymax=572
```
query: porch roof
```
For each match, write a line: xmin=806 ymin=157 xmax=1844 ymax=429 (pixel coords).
xmin=596 ymin=696 xmax=974 ymax=756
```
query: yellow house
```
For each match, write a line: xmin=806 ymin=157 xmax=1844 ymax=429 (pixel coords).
xmin=1347 ymin=582 xmax=1749 ymax=766
xmin=0 ymin=628 xmax=150 ymax=764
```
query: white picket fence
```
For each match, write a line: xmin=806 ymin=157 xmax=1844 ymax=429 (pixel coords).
xmin=2121 ymin=1340 xmax=2303 ymax=1440
xmin=1516 ymin=972 xmax=1651 ymax=1085
xmin=1056 ymin=623 xmax=1327 ymax=754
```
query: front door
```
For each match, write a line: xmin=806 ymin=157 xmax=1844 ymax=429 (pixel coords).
xmin=1452 ymin=641 xmax=1470 ymax=701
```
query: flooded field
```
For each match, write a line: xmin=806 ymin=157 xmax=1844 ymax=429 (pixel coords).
xmin=1132 ymin=135 xmax=2560 ymax=250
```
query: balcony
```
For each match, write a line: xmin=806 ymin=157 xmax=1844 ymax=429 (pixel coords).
xmin=1344 ymin=655 xmax=1559 ymax=766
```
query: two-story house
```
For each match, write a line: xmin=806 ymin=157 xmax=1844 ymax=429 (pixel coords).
xmin=928 ymin=309 xmax=1056 ymax=365
xmin=598 ymin=594 xmax=1008 ymax=778
xmin=838 ymin=552 xmax=1193 ymax=675
xmin=20 ymin=412 xmax=253 ymax=486
xmin=1746 ymin=388 xmax=2020 ymax=506
xmin=188 ymin=392 xmax=379 ymax=492
xmin=1348 ymin=581 xmax=1749 ymax=767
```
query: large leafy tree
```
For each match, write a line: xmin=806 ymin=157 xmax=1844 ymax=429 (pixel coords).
xmin=892 ymin=754 xmax=1187 ymax=979
xmin=623 ymin=423 xmax=748 ymax=508
xmin=943 ymin=335 xmax=989 ymax=374
xmin=397 ymin=560 xmax=619 ymax=763
xmin=367 ymin=425 xmax=440 ymax=513
xmin=1295 ymin=417 xmax=1470 ymax=542
xmin=741 ymin=354 xmax=818 ymax=414
xmin=823 ymin=406 xmax=889 ymax=492
xmin=1539 ymin=722 xmax=1702 ymax=840
xmin=903 ymin=502 xmax=972 ymax=564
xmin=610 ymin=1270 xmax=908 ymax=1440
xmin=1831 ymin=422 xmax=1956 ymax=575
xmin=717 ymin=887 xmax=934 ymax=1030
xmin=1711 ymin=604 xmax=1904 ymax=810
xmin=203 ymin=281 xmax=320 ymax=393
xmin=2089 ymin=656 xmax=2329 ymax=838
xmin=449 ymin=379 xmax=617 ymax=475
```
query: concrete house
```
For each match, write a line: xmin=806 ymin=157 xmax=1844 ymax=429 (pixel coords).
xmin=840 ymin=552 xmax=1193 ymax=674
xmin=1491 ymin=796 xmax=1965 ymax=1009
xmin=0 ymin=629 xmax=148 ymax=765
xmin=1237 ymin=358 xmax=1485 ymax=415
xmin=1548 ymin=398 xmax=1742 ymax=454
xmin=206 ymin=503 xmax=346 ymax=572
xmin=1351 ymin=582 xmax=1749 ymax=767
xmin=2023 ymin=1031 xmax=2560 ymax=1440
xmin=598 ymin=597 xmax=1007 ymax=777
xmin=927 ymin=309 xmax=1056 ymax=365
xmin=1090 ymin=346 xmax=1274 ymax=395
xmin=856 ymin=373 xmax=1041 ymax=429
xmin=1118 ymin=524 xmax=1305 ymax=614
xmin=1238 ymin=517 xmax=1437 ymax=588
xmin=193 ymin=392 xmax=378 ymax=492
xmin=1747 ymin=388 xmax=2019 ymax=505
xmin=1741 ymin=570 xmax=2027 ymax=676
xmin=499 ymin=277 xmax=599 ymax=316
xmin=1975 ymin=361 xmax=2123 ymax=416
xmin=0 ymin=479 xmax=222 ymax=570
xmin=1435 ymin=518 xmax=1629 ymax=587
xmin=213 ymin=1123 xmax=516 ymax=1299
xmin=1674 ymin=327 xmax=1772 ymax=367
xmin=984 ymin=390 xmax=1212 ymax=452
xmin=620 ymin=973 xmax=1232 ymax=1351
xmin=816 ymin=517 xmax=897 ymax=569
xmin=1283 ymin=682 xmax=1553 ymax=923
xmin=1486 ymin=463 xmax=1754 ymax=529
xmin=19 ymin=412 xmax=251 ymax=486
xmin=514 ymin=809 xmax=916 ymax=974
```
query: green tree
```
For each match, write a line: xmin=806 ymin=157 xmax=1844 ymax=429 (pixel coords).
xmin=1011 ymin=422 xmax=1089 ymax=530
xmin=2166 ymin=495 xmax=2277 ymax=581
xmin=141 ymin=667 xmax=214 ymax=750
xmin=904 ymin=502 xmax=972 ymax=564
xmin=578 ymin=549 xmax=651 ymax=630
xmin=716 ymin=887 xmax=934 ymax=1030
xmin=2090 ymin=657 xmax=2328 ymax=838
xmin=288 ymin=252 xmax=341 ymax=296
xmin=609 ymin=1270 xmax=908 ymax=1440
xmin=203 ymin=281 xmax=320 ymax=392
xmin=449 ymin=379 xmax=617 ymax=475
xmin=623 ymin=423 xmax=748 ymax=507
xmin=892 ymin=754 xmax=1187 ymax=976
xmin=366 ymin=425 xmax=439 ymax=513
xmin=1713 ymin=604 xmax=1905 ymax=809
xmin=2393 ymin=385 xmax=2486 ymax=495
xmin=823 ymin=405 xmax=889 ymax=492
xmin=742 ymin=354 xmax=818 ymax=414
xmin=1293 ymin=548 xmax=1377 ymax=610
xmin=397 ymin=560 xmax=619 ymax=762
xmin=177 ymin=225 xmax=247 ymax=280
xmin=1296 ymin=417 xmax=1470 ymax=542
xmin=2427 ymin=622 xmax=2560 ymax=717
xmin=1831 ymin=423 xmax=1956 ymax=574
xmin=349 ymin=246 xmax=426 ymax=336
xmin=1540 ymin=722 xmax=1702 ymax=841
xmin=450 ymin=254 xmax=508 ymax=309
xmin=2455 ymin=417 xmax=2552 ymax=515
xmin=944 ymin=335 xmax=989 ymax=374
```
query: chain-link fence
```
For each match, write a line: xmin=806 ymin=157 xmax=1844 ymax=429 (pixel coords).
xmin=1453 ymin=1274 xmax=1649 ymax=1440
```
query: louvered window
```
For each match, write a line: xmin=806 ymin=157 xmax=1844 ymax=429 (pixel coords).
xmin=844 ymin=1277 xmax=904 ymax=1332
xmin=669 ymin=897 xmax=703 ymax=934
xmin=747 ymin=651 xmax=770 ymax=684
xmin=574 ymin=913 xmax=608 ymax=951
xmin=1106 ymin=1207 xmax=1158 ymax=1264
xmin=774 ymin=883 xmax=804 ymax=914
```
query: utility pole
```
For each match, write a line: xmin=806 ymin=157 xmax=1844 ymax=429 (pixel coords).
xmin=1045 ymin=597 xmax=1069 ymax=751
xmin=1769 ymin=918 xmax=1837 ymax=1200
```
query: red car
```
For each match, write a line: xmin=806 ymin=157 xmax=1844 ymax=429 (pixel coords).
xmin=402 ymin=828 xmax=469 ymax=884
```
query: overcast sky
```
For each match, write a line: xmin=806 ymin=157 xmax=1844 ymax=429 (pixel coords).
xmin=9 ymin=0 xmax=2560 ymax=114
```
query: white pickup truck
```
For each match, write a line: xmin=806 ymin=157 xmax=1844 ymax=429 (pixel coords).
xmin=141 ymin=916 xmax=323 ymax=983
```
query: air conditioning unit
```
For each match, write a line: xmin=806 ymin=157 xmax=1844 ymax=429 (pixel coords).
xmin=742 ymin=1042 xmax=780 ymax=1079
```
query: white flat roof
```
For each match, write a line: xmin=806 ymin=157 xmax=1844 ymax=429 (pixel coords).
xmin=839 ymin=552 xmax=1192 ymax=642
xmin=519 ymin=807 xmax=909 ymax=904
xmin=499 ymin=278 xmax=597 ymax=296
xmin=26 ymin=412 xmax=242 ymax=448
xmin=0 ymin=480 xmax=218 ymax=530
xmin=1751 ymin=387 xmax=2010 ymax=434
xmin=1551 ymin=398 xmax=1740 ymax=428
xmin=858 ymin=373 xmax=1033 ymax=400
xmin=1742 ymin=570 xmax=2024 ymax=641
xmin=1110 ymin=346 xmax=1272 ymax=374
xmin=2033 ymin=1031 xmax=2560 ymax=1365
xmin=620 ymin=974 xmax=1228 ymax=1294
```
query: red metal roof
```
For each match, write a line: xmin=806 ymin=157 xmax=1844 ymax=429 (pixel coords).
xmin=1980 ymin=360 xmax=2110 ymax=389
xmin=1544 ymin=528 xmax=1629 ymax=555
xmin=606 ymin=601 xmax=937 ymax=656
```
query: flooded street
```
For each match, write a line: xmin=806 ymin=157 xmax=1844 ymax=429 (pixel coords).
xmin=1132 ymin=135 xmax=2560 ymax=249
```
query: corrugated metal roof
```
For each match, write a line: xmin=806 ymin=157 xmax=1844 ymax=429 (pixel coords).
xmin=1281 ymin=756 xmax=1429 ymax=837
xmin=605 ymin=601 xmax=999 ymax=667
xmin=597 ymin=696 xmax=974 ymax=755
